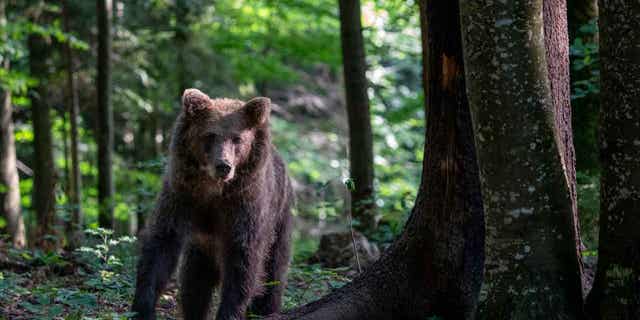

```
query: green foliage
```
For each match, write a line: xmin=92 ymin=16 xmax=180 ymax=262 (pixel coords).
xmin=0 ymin=234 xmax=349 ymax=318
xmin=570 ymin=19 xmax=599 ymax=100
xmin=2 ymin=0 xmax=428 ymax=250
xmin=577 ymin=171 xmax=600 ymax=250
xmin=0 ymin=229 xmax=140 ymax=318
xmin=1 ymin=2 xmax=88 ymax=97
xmin=570 ymin=20 xmax=601 ymax=251
xmin=366 ymin=0 xmax=423 ymax=241
xmin=283 ymin=264 xmax=350 ymax=310
xmin=203 ymin=0 xmax=342 ymax=86
xmin=291 ymin=231 xmax=320 ymax=263
xmin=75 ymin=228 xmax=137 ymax=272
xmin=570 ymin=19 xmax=600 ymax=172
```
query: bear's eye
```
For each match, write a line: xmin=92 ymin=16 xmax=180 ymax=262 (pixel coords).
xmin=232 ymin=136 xmax=243 ymax=144
xmin=204 ymin=133 xmax=217 ymax=144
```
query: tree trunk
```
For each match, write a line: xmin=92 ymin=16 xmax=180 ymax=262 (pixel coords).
xmin=338 ymin=0 xmax=377 ymax=233
xmin=0 ymin=68 xmax=26 ymax=249
xmin=29 ymin=32 xmax=57 ymax=247
xmin=152 ymin=103 xmax=163 ymax=158
xmin=585 ymin=1 xmax=640 ymax=318
xmin=459 ymin=0 xmax=585 ymax=318
xmin=175 ymin=0 xmax=189 ymax=95
xmin=414 ymin=1 xmax=486 ymax=316
xmin=266 ymin=2 xmax=484 ymax=319
xmin=63 ymin=0 xmax=83 ymax=247
xmin=97 ymin=0 xmax=114 ymax=228
xmin=0 ymin=0 xmax=26 ymax=247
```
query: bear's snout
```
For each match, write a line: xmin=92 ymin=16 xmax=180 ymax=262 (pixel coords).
xmin=215 ymin=162 xmax=232 ymax=178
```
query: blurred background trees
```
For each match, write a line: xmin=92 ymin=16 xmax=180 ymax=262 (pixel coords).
xmin=0 ymin=0 xmax=428 ymax=249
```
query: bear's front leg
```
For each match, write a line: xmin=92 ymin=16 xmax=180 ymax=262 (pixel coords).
xmin=132 ymin=227 xmax=183 ymax=319
xmin=216 ymin=231 xmax=267 ymax=320
xmin=132 ymin=188 xmax=186 ymax=319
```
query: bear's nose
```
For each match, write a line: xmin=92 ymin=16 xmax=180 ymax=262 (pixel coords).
xmin=215 ymin=163 xmax=232 ymax=177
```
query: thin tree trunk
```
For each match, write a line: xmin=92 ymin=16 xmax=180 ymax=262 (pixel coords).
xmin=0 ymin=1 xmax=26 ymax=248
xmin=545 ymin=0 xmax=582 ymax=267
xmin=459 ymin=0 xmax=584 ymax=318
xmin=585 ymin=1 xmax=640 ymax=318
xmin=266 ymin=2 xmax=484 ymax=319
xmin=338 ymin=0 xmax=376 ymax=233
xmin=175 ymin=0 xmax=189 ymax=95
xmin=63 ymin=0 xmax=83 ymax=247
xmin=29 ymin=32 xmax=57 ymax=248
xmin=152 ymin=102 xmax=163 ymax=158
xmin=97 ymin=0 xmax=114 ymax=228
xmin=60 ymin=108 xmax=69 ymax=197
xmin=0 ymin=68 xmax=26 ymax=249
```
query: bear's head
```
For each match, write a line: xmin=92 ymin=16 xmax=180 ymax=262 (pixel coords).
xmin=177 ymin=88 xmax=271 ymax=184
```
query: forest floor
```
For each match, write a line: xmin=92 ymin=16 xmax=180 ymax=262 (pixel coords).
xmin=0 ymin=231 xmax=351 ymax=320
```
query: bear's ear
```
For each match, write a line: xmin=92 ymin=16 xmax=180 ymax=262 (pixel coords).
xmin=182 ymin=88 xmax=211 ymax=115
xmin=244 ymin=97 xmax=271 ymax=127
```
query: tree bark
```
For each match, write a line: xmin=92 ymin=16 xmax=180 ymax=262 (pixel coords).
xmin=0 ymin=1 xmax=26 ymax=247
xmin=585 ymin=1 xmax=640 ymax=318
xmin=414 ymin=1 xmax=486 ymax=317
xmin=338 ymin=0 xmax=377 ymax=233
xmin=29 ymin=32 xmax=57 ymax=247
xmin=97 ymin=0 xmax=114 ymax=228
xmin=63 ymin=0 xmax=83 ymax=248
xmin=459 ymin=0 xmax=585 ymax=318
xmin=265 ymin=2 xmax=484 ymax=319
xmin=0 ymin=77 xmax=26 ymax=249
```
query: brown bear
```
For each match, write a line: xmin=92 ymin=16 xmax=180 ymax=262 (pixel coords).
xmin=131 ymin=89 xmax=294 ymax=320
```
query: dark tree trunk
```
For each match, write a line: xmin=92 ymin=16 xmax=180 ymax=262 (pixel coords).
xmin=338 ymin=0 xmax=377 ymax=233
xmin=0 ymin=1 xmax=26 ymax=247
xmin=175 ymin=0 xmax=189 ymax=95
xmin=459 ymin=0 xmax=585 ymax=318
xmin=29 ymin=32 xmax=57 ymax=247
xmin=63 ymin=0 xmax=83 ymax=248
xmin=414 ymin=1 xmax=486 ymax=317
xmin=97 ymin=0 xmax=114 ymax=228
xmin=265 ymin=2 xmax=484 ymax=319
xmin=585 ymin=1 xmax=640 ymax=318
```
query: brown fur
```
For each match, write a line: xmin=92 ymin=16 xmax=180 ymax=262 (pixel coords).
xmin=132 ymin=89 xmax=294 ymax=320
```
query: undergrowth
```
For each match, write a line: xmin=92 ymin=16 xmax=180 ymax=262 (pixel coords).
xmin=0 ymin=229 xmax=351 ymax=320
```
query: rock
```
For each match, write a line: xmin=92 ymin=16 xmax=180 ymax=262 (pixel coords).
xmin=308 ymin=231 xmax=380 ymax=272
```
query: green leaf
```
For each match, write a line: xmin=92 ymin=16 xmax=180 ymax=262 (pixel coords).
xmin=344 ymin=178 xmax=355 ymax=191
